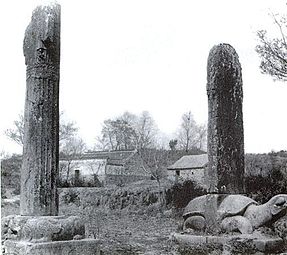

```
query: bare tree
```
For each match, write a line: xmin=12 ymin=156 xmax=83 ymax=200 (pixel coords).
xmin=177 ymin=111 xmax=198 ymax=152
xmin=60 ymin=137 xmax=86 ymax=183
xmin=5 ymin=112 xmax=87 ymax=187
xmin=100 ymin=119 xmax=117 ymax=150
xmin=5 ymin=112 xmax=78 ymax=147
xmin=135 ymin=111 xmax=158 ymax=150
xmin=99 ymin=118 xmax=136 ymax=150
xmin=96 ymin=111 xmax=158 ymax=151
xmin=5 ymin=114 xmax=24 ymax=145
xmin=59 ymin=119 xmax=78 ymax=143
xmin=256 ymin=12 xmax=287 ymax=81
xmin=138 ymin=148 xmax=168 ymax=207
xmin=196 ymin=124 xmax=207 ymax=151
xmin=94 ymin=135 xmax=110 ymax=151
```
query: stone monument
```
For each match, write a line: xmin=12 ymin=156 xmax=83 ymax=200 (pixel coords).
xmin=205 ymin=43 xmax=245 ymax=234
xmin=206 ymin=43 xmax=244 ymax=195
xmin=21 ymin=2 xmax=60 ymax=217
xmin=173 ymin=44 xmax=287 ymax=254
xmin=2 ymin=4 xmax=100 ymax=255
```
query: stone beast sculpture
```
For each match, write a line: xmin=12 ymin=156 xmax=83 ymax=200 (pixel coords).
xmin=2 ymin=215 xmax=85 ymax=243
xmin=183 ymin=194 xmax=287 ymax=234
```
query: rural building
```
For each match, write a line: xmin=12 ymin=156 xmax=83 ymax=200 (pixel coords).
xmin=59 ymin=149 xmax=150 ymax=186
xmin=167 ymin=154 xmax=208 ymax=187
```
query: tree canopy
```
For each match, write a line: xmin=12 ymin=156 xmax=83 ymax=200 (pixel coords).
xmin=256 ymin=13 xmax=287 ymax=81
xmin=95 ymin=111 xmax=158 ymax=151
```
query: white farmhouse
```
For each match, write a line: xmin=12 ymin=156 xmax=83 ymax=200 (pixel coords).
xmin=167 ymin=154 xmax=208 ymax=187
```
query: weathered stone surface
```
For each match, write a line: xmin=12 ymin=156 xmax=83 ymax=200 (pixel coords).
xmin=2 ymin=215 xmax=84 ymax=243
xmin=274 ymin=215 xmax=287 ymax=240
xmin=204 ymin=193 xmax=220 ymax=234
xmin=182 ymin=194 xmax=287 ymax=235
xmin=253 ymin=237 xmax=285 ymax=252
xmin=4 ymin=239 xmax=101 ymax=255
xmin=21 ymin=4 xmax=61 ymax=216
xmin=206 ymin=43 xmax=244 ymax=194
xmin=173 ymin=233 xmax=285 ymax=254
xmin=244 ymin=194 xmax=287 ymax=229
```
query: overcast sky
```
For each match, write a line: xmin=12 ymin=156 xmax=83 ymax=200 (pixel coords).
xmin=0 ymin=0 xmax=286 ymax=155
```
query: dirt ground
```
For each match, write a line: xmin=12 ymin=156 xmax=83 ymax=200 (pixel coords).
xmin=2 ymin=199 xmax=287 ymax=255
xmin=90 ymin=210 xmax=181 ymax=254
xmin=2 ymin=198 xmax=183 ymax=255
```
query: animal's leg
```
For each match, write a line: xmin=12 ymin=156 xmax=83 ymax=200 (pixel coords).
xmin=221 ymin=216 xmax=253 ymax=234
xmin=183 ymin=216 xmax=206 ymax=231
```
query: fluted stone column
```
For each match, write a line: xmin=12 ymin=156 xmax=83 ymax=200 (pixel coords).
xmin=3 ymin=5 xmax=100 ymax=254
xmin=21 ymin=4 xmax=60 ymax=216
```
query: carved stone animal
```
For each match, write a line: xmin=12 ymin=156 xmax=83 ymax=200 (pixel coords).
xmin=2 ymin=215 xmax=85 ymax=243
xmin=183 ymin=194 xmax=287 ymax=234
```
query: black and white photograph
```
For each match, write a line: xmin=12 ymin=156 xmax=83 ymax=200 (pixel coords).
xmin=1 ymin=0 xmax=287 ymax=254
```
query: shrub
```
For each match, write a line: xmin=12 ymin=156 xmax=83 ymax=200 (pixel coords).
xmin=1 ymin=154 xmax=21 ymax=197
xmin=62 ymin=189 xmax=80 ymax=206
xmin=166 ymin=180 xmax=206 ymax=209
xmin=245 ymin=169 xmax=287 ymax=204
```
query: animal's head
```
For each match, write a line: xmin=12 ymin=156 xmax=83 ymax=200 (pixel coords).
xmin=268 ymin=194 xmax=287 ymax=216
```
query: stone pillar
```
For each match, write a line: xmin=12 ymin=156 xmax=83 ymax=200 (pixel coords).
xmin=3 ymin=5 xmax=100 ymax=254
xmin=21 ymin=4 xmax=60 ymax=216
xmin=205 ymin=43 xmax=245 ymax=234
xmin=206 ymin=43 xmax=245 ymax=194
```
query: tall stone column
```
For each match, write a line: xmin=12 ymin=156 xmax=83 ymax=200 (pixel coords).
xmin=21 ymin=4 xmax=60 ymax=216
xmin=3 ymin=5 xmax=100 ymax=254
xmin=204 ymin=43 xmax=245 ymax=234
xmin=206 ymin=43 xmax=245 ymax=195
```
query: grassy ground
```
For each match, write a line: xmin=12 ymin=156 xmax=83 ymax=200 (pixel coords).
xmin=88 ymin=209 xmax=180 ymax=254
xmin=1 ymin=184 xmax=183 ymax=254
xmin=2 ymin=195 xmax=287 ymax=254
xmin=2 ymin=202 xmax=182 ymax=254
xmin=3 ymin=179 xmax=286 ymax=254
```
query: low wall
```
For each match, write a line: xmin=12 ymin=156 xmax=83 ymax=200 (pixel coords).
xmin=58 ymin=179 xmax=206 ymax=219
xmin=58 ymin=180 xmax=168 ymax=216
xmin=105 ymin=174 xmax=150 ymax=186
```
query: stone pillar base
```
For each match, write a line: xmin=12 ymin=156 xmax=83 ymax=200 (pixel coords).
xmin=2 ymin=215 xmax=100 ymax=254
xmin=4 ymin=239 xmax=100 ymax=255
xmin=172 ymin=233 xmax=286 ymax=254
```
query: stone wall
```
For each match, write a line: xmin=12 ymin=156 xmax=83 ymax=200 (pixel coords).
xmin=58 ymin=180 xmax=170 ymax=216
xmin=2 ymin=179 xmax=206 ymax=218
xmin=105 ymin=174 xmax=150 ymax=186
xmin=57 ymin=179 xmax=206 ymax=218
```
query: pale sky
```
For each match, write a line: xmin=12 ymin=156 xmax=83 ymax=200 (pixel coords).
xmin=0 ymin=0 xmax=286 ymax=155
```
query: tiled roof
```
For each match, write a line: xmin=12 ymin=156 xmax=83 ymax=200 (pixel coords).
xmin=84 ymin=149 xmax=136 ymax=160
xmin=60 ymin=149 xmax=137 ymax=161
xmin=167 ymin=154 xmax=208 ymax=170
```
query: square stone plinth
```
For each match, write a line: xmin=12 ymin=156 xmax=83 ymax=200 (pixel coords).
xmin=253 ymin=238 xmax=285 ymax=252
xmin=172 ymin=233 xmax=285 ymax=254
xmin=4 ymin=239 xmax=101 ymax=255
